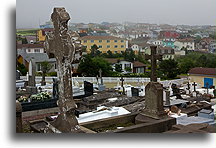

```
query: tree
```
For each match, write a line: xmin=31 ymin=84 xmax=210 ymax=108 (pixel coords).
xmin=158 ymin=59 xmax=179 ymax=79
xmin=90 ymin=44 xmax=99 ymax=57
xmin=107 ymin=50 xmax=113 ymax=58
xmin=115 ymin=64 xmax=122 ymax=73
xmin=40 ymin=61 xmax=53 ymax=86
xmin=125 ymin=67 xmax=132 ymax=73
xmin=17 ymin=63 xmax=28 ymax=76
xmin=77 ymin=55 xmax=113 ymax=76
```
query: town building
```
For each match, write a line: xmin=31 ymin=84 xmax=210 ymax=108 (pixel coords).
xmin=145 ymin=46 xmax=175 ymax=60
xmin=162 ymin=38 xmax=175 ymax=48
xmin=132 ymin=61 xmax=147 ymax=73
xmin=147 ymin=39 xmax=163 ymax=46
xmin=37 ymin=28 xmax=54 ymax=42
xmin=80 ymin=36 xmax=128 ymax=53
xmin=174 ymin=38 xmax=195 ymax=51
xmin=188 ymin=67 xmax=216 ymax=88
xmin=197 ymin=38 xmax=216 ymax=53
xmin=159 ymin=31 xmax=180 ymax=39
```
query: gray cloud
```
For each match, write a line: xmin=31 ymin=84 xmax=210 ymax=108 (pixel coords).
xmin=16 ymin=0 xmax=216 ymax=28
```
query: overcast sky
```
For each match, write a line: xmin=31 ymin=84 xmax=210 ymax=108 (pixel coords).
xmin=16 ymin=0 xmax=216 ymax=28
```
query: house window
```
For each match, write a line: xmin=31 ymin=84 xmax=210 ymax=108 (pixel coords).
xmin=83 ymin=40 xmax=87 ymax=43
xmin=27 ymin=49 xmax=31 ymax=52
xmin=99 ymin=40 xmax=102 ymax=43
xmin=107 ymin=45 xmax=110 ymax=48
xmin=114 ymin=51 xmax=118 ymax=54
xmin=37 ymin=64 xmax=41 ymax=71
xmin=91 ymin=40 xmax=94 ymax=43
xmin=125 ymin=64 xmax=131 ymax=68
xmin=107 ymin=40 xmax=110 ymax=43
xmin=34 ymin=49 xmax=40 ymax=53
xmin=98 ymin=45 xmax=102 ymax=48
xmin=114 ymin=40 xmax=118 ymax=43
xmin=121 ymin=40 xmax=124 ymax=42
xmin=121 ymin=45 xmax=124 ymax=48
xmin=114 ymin=45 xmax=118 ymax=48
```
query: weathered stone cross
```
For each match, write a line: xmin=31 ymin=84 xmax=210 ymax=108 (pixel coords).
xmin=99 ymin=68 xmax=103 ymax=85
xmin=44 ymin=8 xmax=82 ymax=132
xmin=145 ymin=46 xmax=162 ymax=82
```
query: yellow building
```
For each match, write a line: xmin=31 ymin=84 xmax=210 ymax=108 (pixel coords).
xmin=188 ymin=67 xmax=216 ymax=88
xmin=37 ymin=28 xmax=54 ymax=42
xmin=80 ymin=36 xmax=128 ymax=53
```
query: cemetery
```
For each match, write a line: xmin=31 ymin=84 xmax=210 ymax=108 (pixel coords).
xmin=16 ymin=8 xmax=216 ymax=133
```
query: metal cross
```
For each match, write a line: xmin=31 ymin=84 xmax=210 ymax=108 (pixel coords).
xmin=192 ymin=82 xmax=197 ymax=92
xmin=186 ymin=82 xmax=190 ymax=90
xmin=120 ymin=76 xmax=125 ymax=94
xmin=145 ymin=46 xmax=162 ymax=82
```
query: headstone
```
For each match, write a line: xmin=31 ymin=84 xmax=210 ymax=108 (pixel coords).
xmin=205 ymin=82 xmax=209 ymax=94
xmin=44 ymin=7 xmax=82 ymax=133
xmin=138 ymin=46 xmax=166 ymax=119
xmin=213 ymin=87 xmax=216 ymax=98
xmin=98 ymin=69 xmax=105 ymax=91
xmin=99 ymin=69 xmax=103 ymax=85
xmin=84 ymin=81 xmax=93 ymax=96
xmin=26 ymin=59 xmax=37 ymax=94
xmin=141 ymin=82 xmax=167 ymax=119
xmin=52 ymin=78 xmax=59 ymax=100
xmin=16 ymin=100 xmax=22 ymax=133
xmin=16 ymin=70 xmax=21 ymax=80
xmin=131 ymin=87 xmax=139 ymax=97
xmin=165 ymin=90 xmax=170 ymax=106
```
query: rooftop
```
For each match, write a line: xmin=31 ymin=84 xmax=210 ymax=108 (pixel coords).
xmin=188 ymin=67 xmax=216 ymax=76
xmin=80 ymin=36 xmax=126 ymax=40
xmin=17 ymin=44 xmax=44 ymax=49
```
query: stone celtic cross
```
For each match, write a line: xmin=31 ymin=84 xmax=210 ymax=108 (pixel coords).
xmin=145 ymin=46 xmax=162 ymax=82
xmin=44 ymin=8 xmax=82 ymax=132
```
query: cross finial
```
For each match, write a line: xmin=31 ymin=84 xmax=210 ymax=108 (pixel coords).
xmin=145 ymin=46 xmax=162 ymax=82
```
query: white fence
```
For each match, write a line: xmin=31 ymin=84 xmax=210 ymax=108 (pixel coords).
xmin=20 ymin=76 xmax=187 ymax=86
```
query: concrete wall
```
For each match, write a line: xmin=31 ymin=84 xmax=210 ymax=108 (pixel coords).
xmin=189 ymin=75 xmax=216 ymax=87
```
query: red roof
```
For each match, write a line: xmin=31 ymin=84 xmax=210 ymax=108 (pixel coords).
xmin=133 ymin=61 xmax=147 ymax=67
xmin=17 ymin=44 xmax=44 ymax=48
xmin=188 ymin=67 xmax=216 ymax=76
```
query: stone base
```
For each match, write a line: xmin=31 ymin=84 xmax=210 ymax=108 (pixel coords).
xmin=98 ymin=84 xmax=105 ymax=91
xmin=137 ymin=108 xmax=168 ymax=120
xmin=26 ymin=86 xmax=37 ymax=94
xmin=50 ymin=113 xmax=84 ymax=133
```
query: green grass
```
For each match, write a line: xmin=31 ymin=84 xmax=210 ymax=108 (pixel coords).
xmin=16 ymin=28 xmax=39 ymax=36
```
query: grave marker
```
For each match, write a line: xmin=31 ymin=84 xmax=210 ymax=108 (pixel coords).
xmin=44 ymin=8 xmax=82 ymax=132
xmin=145 ymin=46 xmax=162 ymax=82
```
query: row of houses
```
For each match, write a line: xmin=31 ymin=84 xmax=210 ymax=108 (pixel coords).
xmin=16 ymin=43 xmax=147 ymax=75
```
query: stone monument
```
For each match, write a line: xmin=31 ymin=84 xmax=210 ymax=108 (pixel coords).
xmin=136 ymin=46 xmax=167 ymax=120
xmin=26 ymin=59 xmax=37 ymax=94
xmin=16 ymin=100 xmax=22 ymax=133
xmin=98 ymin=69 xmax=105 ymax=91
xmin=44 ymin=8 xmax=82 ymax=133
